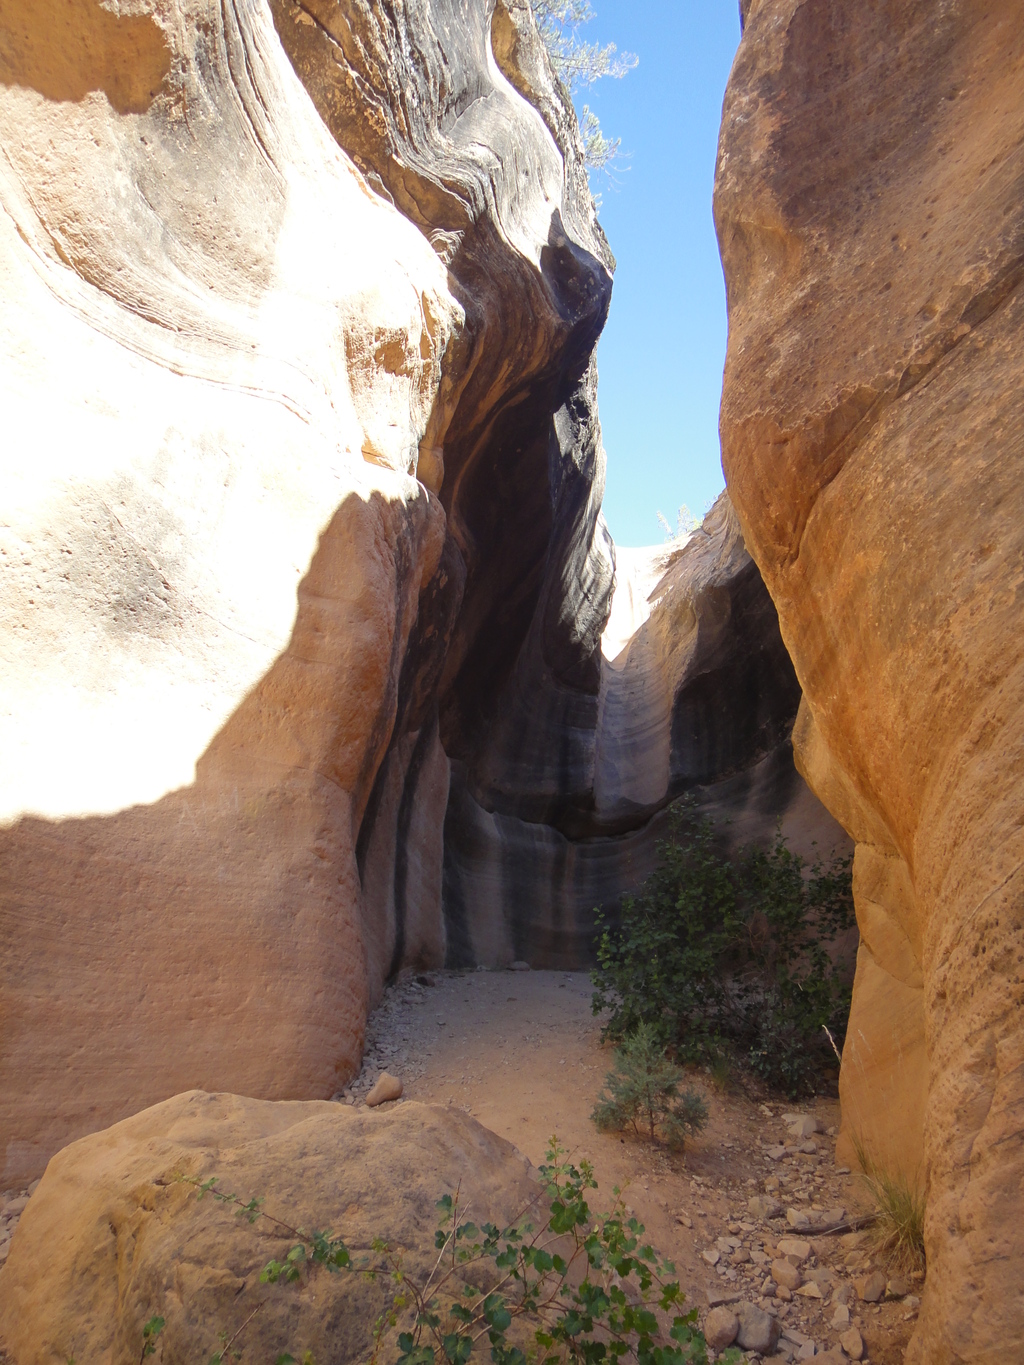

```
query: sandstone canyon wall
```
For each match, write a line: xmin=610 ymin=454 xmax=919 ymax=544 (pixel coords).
xmin=442 ymin=490 xmax=846 ymax=968
xmin=0 ymin=0 xmax=609 ymax=1184
xmin=716 ymin=2 xmax=1024 ymax=1360
xmin=0 ymin=0 xmax=841 ymax=1188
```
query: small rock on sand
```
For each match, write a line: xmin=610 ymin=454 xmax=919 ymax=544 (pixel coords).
xmin=841 ymin=1325 xmax=865 ymax=1359
xmin=776 ymin=1236 xmax=811 ymax=1262
xmin=795 ymin=1280 xmax=823 ymax=1299
xmin=857 ymin=1269 xmax=887 ymax=1303
xmin=749 ymin=1195 xmax=783 ymax=1220
xmin=784 ymin=1115 xmax=824 ymax=1138
xmin=735 ymin=1301 xmax=780 ymax=1354
xmin=772 ymin=1258 xmax=802 ymax=1290
xmin=704 ymin=1306 xmax=739 ymax=1350
xmin=366 ymin=1072 xmax=403 ymax=1107
xmin=707 ymin=1289 xmax=742 ymax=1308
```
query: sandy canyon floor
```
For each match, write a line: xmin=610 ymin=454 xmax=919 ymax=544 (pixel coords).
xmin=0 ymin=969 xmax=921 ymax=1362
xmin=342 ymin=968 xmax=920 ymax=1364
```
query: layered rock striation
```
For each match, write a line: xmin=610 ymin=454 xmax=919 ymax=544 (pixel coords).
xmin=442 ymin=492 xmax=846 ymax=968
xmin=716 ymin=2 xmax=1024 ymax=1359
xmin=0 ymin=0 xmax=612 ymax=1184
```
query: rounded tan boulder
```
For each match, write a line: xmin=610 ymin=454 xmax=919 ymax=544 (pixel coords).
xmin=0 ymin=1091 xmax=538 ymax=1365
xmin=772 ymin=1258 xmax=802 ymax=1292
xmin=704 ymin=1305 xmax=739 ymax=1351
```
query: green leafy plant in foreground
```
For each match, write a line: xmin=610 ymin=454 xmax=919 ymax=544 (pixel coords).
xmin=592 ymin=798 xmax=855 ymax=1096
xmin=592 ymin=1024 xmax=709 ymax=1150
xmin=177 ymin=1141 xmax=741 ymax=1364
xmin=140 ymin=1317 xmax=165 ymax=1363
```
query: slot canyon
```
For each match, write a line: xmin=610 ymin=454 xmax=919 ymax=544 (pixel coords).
xmin=0 ymin=1 xmax=1020 ymax=1360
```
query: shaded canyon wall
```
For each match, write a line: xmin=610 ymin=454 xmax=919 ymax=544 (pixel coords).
xmin=716 ymin=1 xmax=1024 ymax=1360
xmin=442 ymin=492 xmax=849 ymax=968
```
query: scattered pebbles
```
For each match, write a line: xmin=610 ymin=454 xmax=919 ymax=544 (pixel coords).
xmin=692 ymin=1109 xmax=924 ymax=1361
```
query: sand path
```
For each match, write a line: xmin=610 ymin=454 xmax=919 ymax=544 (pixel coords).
xmin=340 ymin=969 xmax=919 ymax=1363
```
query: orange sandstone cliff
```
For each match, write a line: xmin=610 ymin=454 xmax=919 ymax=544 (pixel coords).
xmin=716 ymin=1 xmax=1024 ymax=1359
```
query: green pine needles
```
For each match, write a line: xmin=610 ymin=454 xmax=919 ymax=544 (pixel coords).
xmin=530 ymin=0 xmax=636 ymax=172
xmin=592 ymin=798 xmax=855 ymax=1097
xmin=592 ymin=1024 xmax=709 ymax=1150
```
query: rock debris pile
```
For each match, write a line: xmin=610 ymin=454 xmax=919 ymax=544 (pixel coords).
xmin=335 ymin=970 xmax=445 ymax=1104
xmin=691 ymin=1113 xmax=922 ymax=1362
xmin=0 ymin=1186 xmax=37 ymax=1269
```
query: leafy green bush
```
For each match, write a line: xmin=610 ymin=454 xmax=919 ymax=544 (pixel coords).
xmin=177 ymin=1143 xmax=740 ymax=1365
xmin=591 ymin=799 xmax=854 ymax=1096
xmin=592 ymin=1023 xmax=709 ymax=1150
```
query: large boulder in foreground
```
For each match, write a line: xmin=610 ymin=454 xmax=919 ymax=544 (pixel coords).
xmin=716 ymin=1 xmax=1024 ymax=1359
xmin=0 ymin=1092 xmax=537 ymax=1365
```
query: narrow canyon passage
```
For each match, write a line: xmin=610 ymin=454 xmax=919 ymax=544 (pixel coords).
xmin=0 ymin=0 xmax=1021 ymax=1358
xmin=339 ymin=968 xmax=918 ymax=1364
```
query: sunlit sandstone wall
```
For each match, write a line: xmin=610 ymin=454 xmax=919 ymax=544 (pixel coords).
xmin=717 ymin=2 xmax=1024 ymax=1359
xmin=0 ymin=0 xmax=613 ymax=1184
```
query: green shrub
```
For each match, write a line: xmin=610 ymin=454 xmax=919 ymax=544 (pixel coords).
xmin=176 ymin=1143 xmax=741 ymax=1364
xmin=591 ymin=798 xmax=854 ymax=1096
xmin=592 ymin=1023 xmax=709 ymax=1150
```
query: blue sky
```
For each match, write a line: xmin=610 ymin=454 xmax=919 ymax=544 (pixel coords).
xmin=575 ymin=2 xmax=741 ymax=547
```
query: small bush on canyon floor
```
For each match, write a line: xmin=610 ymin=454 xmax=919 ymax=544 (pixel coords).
xmin=591 ymin=797 xmax=855 ymax=1097
xmin=592 ymin=1023 xmax=709 ymax=1150
xmin=176 ymin=1141 xmax=739 ymax=1364
xmin=853 ymin=1138 xmax=926 ymax=1276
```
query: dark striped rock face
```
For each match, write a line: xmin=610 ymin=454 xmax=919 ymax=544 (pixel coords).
xmin=716 ymin=2 xmax=1024 ymax=1359
xmin=441 ymin=492 xmax=846 ymax=968
xmin=0 ymin=0 xmax=837 ymax=1185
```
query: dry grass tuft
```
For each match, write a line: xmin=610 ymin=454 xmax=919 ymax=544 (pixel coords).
xmin=853 ymin=1136 xmax=926 ymax=1276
